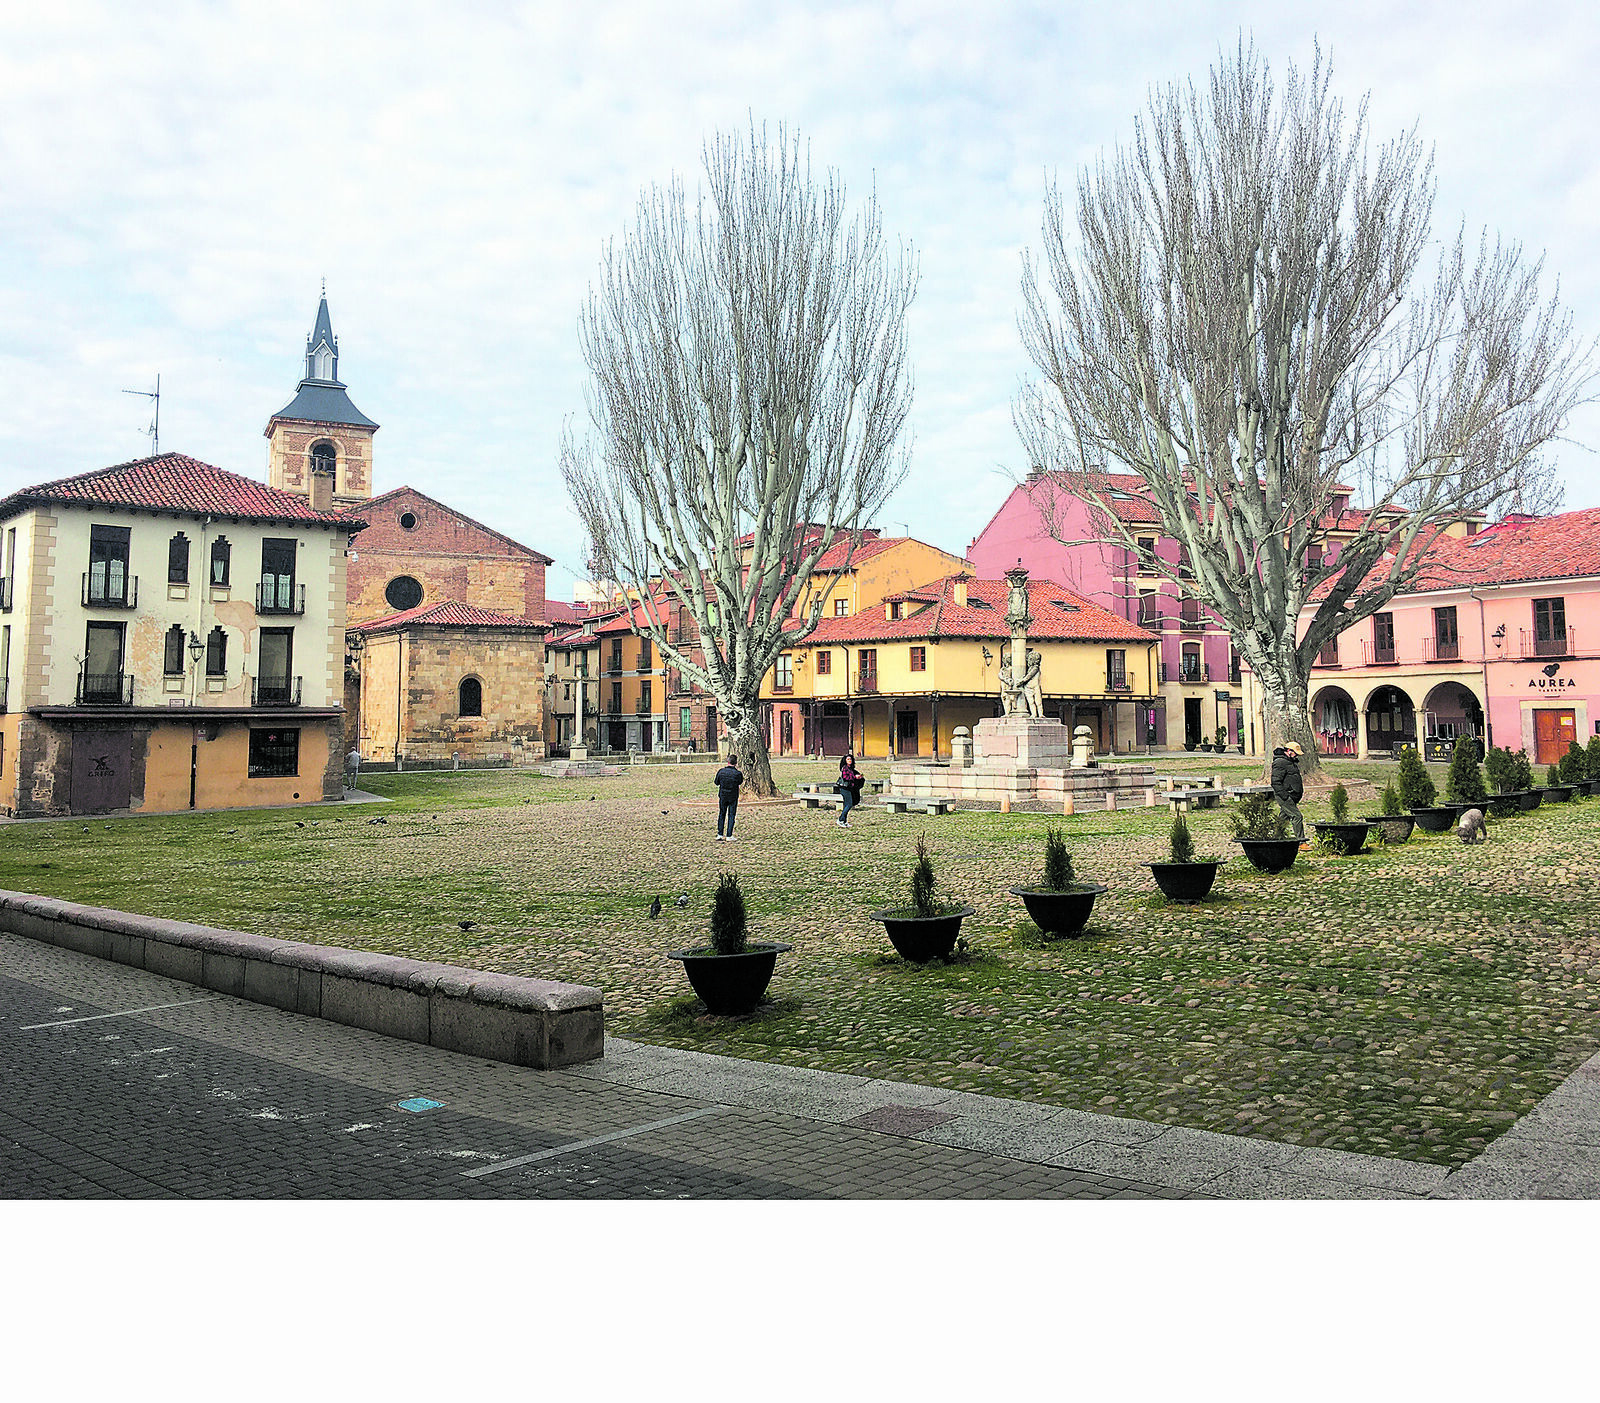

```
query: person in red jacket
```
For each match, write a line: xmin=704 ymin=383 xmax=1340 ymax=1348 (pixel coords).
xmin=836 ymin=751 xmax=864 ymax=828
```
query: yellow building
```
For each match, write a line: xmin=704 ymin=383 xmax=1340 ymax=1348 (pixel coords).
xmin=765 ymin=527 xmax=973 ymax=622
xmin=544 ymin=623 xmax=602 ymax=753
xmin=0 ymin=453 xmax=362 ymax=815
xmin=760 ymin=573 xmax=1161 ymax=759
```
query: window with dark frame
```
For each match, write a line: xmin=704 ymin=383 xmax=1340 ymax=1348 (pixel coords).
xmin=459 ymin=677 xmax=482 ymax=716
xmin=1318 ymin=636 xmax=1339 ymax=667
xmin=247 ymin=728 xmax=299 ymax=779
xmin=260 ymin=538 xmax=297 ymax=611
xmin=834 ymin=598 xmax=849 ymax=617
xmin=210 ymin=536 xmax=231 ymax=586
xmin=909 ymin=646 xmax=926 ymax=672
xmin=1534 ymin=597 xmax=1567 ymax=651
xmin=168 ymin=533 xmax=190 ymax=584
xmin=257 ymin=628 xmax=293 ymax=703
xmin=1181 ymin=643 xmax=1201 ymax=681
xmin=88 ymin=525 xmax=131 ymax=604
xmin=1374 ymin=612 xmax=1396 ymax=662
xmin=680 ymin=706 xmax=692 ymax=739
xmin=815 ymin=649 xmax=832 ymax=675
xmin=206 ymin=627 xmax=226 ymax=677
xmin=859 ymin=648 xmax=877 ymax=689
xmin=611 ymin=681 xmax=622 ymax=713
xmin=1433 ymin=606 xmax=1459 ymax=659
xmin=83 ymin=621 xmax=125 ymax=700
xmin=1106 ymin=648 xmax=1127 ymax=689
xmin=774 ymin=654 xmax=793 ymax=690
xmin=163 ymin=625 xmax=185 ymax=676
xmin=639 ymin=679 xmax=652 ymax=713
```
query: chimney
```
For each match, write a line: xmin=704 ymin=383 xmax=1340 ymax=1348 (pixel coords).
xmin=309 ymin=468 xmax=333 ymax=513
xmin=952 ymin=577 xmax=968 ymax=608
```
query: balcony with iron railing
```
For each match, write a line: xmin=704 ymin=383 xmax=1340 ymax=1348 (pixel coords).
xmin=604 ymin=654 xmax=624 ymax=676
xmin=1424 ymin=637 xmax=1462 ymax=663
xmin=76 ymin=670 xmax=134 ymax=705
xmin=1316 ymin=642 xmax=1340 ymax=668
xmin=857 ymin=673 xmax=879 ymax=695
xmin=252 ymin=676 xmax=302 ymax=706
xmin=1106 ymin=672 xmax=1131 ymax=693
xmin=1521 ymin=628 xmax=1575 ymax=660
xmin=1161 ymin=661 xmax=1210 ymax=684
xmin=82 ymin=573 xmax=138 ymax=609
xmin=1137 ymin=603 xmax=1162 ymax=627
xmin=1178 ymin=602 xmax=1205 ymax=632
xmin=256 ymin=581 xmax=306 ymax=616
xmin=1362 ymin=641 xmax=1398 ymax=665
xmin=636 ymin=652 xmax=653 ymax=671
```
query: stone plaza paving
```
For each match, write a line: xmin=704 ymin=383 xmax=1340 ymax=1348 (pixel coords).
xmin=3 ymin=929 xmax=1593 ymax=1199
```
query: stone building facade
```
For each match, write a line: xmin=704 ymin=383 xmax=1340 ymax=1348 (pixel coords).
xmin=351 ymin=602 xmax=547 ymax=764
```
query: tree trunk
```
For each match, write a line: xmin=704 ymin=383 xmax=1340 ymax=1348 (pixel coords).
xmin=729 ymin=704 xmax=776 ymax=798
xmin=1252 ymin=655 xmax=1323 ymax=783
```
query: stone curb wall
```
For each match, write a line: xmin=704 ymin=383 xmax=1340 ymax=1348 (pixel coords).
xmin=0 ymin=890 xmax=604 ymax=1069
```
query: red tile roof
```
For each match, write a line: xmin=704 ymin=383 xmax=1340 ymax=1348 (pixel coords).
xmin=543 ymin=599 xmax=585 ymax=627
xmin=0 ymin=452 xmax=364 ymax=528
xmin=804 ymin=575 xmax=1159 ymax=645
xmin=1322 ymin=508 xmax=1600 ymax=598
xmin=353 ymin=600 xmax=549 ymax=632
xmin=1023 ymin=471 xmax=1385 ymax=533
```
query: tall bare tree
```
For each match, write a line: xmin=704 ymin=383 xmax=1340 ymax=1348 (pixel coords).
xmin=1015 ymin=43 xmax=1593 ymax=776
xmin=562 ymin=123 xmax=917 ymax=795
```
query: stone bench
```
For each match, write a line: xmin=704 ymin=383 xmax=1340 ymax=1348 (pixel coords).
xmin=1226 ymin=785 xmax=1275 ymax=802
xmin=1167 ymin=788 xmax=1225 ymax=812
xmin=879 ymin=796 xmax=957 ymax=816
xmin=793 ymin=790 xmax=845 ymax=809
xmin=0 ymin=890 xmax=603 ymax=1070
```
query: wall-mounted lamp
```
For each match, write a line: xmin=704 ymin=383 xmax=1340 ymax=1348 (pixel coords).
xmin=981 ymin=646 xmax=994 ymax=665
xmin=1491 ymin=624 xmax=1506 ymax=640
xmin=187 ymin=630 xmax=204 ymax=665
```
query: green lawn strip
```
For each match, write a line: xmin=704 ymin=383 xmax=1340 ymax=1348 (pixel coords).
xmin=1 ymin=760 xmax=1596 ymax=1168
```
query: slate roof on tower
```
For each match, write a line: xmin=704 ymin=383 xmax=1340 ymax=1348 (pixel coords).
xmin=0 ymin=453 xmax=365 ymax=528
xmin=266 ymin=294 xmax=379 ymax=431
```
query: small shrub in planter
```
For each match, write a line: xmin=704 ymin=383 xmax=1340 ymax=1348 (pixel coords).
xmin=1396 ymin=747 xmax=1437 ymax=810
xmin=1215 ymin=726 xmax=1228 ymax=751
xmin=1229 ymin=792 xmax=1300 ymax=872
xmin=1183 ymin=740 xmax=1197 ymax=752
xmin=1009 ymin=827 xmax=1106 ymax=937
xmin=1587 ymin=735 xmax=1600 ymax=781
xmin=1559 ymin=741 xmax=1586 ymax=786
xmin=1544 ymin=762 xmax=1574 ymax=803
xmin=1365 ymin=781 xmax=1415 ymax=843
xmin=1484 ymin=745 xmax=1522 ymax=816
xmin=1445 ymin=741 xmax=1488 ymax=806
xmin=1312 ymin=781 xmax=1370 ymax=855
xmin=873 ymin=836 xmax=974 ymax=962
xmin=668 ymin=874 xmax=792 ymax=1015
xmin=1142 ymin=810 xmax=1224 ymax=901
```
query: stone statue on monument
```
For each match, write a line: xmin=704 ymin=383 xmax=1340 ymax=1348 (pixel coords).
xmin=999 ymin=567 xmax=1044 ymax=717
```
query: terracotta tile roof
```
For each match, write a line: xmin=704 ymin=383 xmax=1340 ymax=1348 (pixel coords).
xmin=353 ymin=600 xmax=549 ymax=632
xmin=593 ymin=596 xmax=676 ymax=634
xmin=0 ymin=452 xmax=364 ymax=528
xmin=1026 ymin=471 xmax=1379 ymax=532
xmin=1321 ymin=508 xmax=1600 ymax=598
xmin=804 ymin=575 xmax=1159 ymax=645
xmin=543 ymin=599 xmax=584 ymax=627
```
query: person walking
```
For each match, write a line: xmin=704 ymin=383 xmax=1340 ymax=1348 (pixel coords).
xmin=836 ymin=751 xmax=864 ymax=828
xmin=713 ymin=753 xmax=744 ymax=841
xmin=345 ymin=745 xmax=361 ymax=792
xmin=1271 ymin=740 xmax=1306 ymax=841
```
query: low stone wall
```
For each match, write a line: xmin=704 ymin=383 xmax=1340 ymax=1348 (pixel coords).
xmin=0 ymin=890 xmax=604 ymax=1070
xmin=889 ymin=760 xmax=1157 ymax=805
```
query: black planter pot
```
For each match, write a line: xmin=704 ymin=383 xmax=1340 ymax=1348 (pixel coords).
xmin=1578 ymin=779 xmax=1600 ymax=797
xmin=1009 ymin=885 xmax=1107 ymax=938
xmin=1235 ymin=837 xmax=1301 ymax=873
xmin=870 ymin=906 xmax=975 ymax=962
xmin=667 ymin=942 xmax=793 ymax=1015
xmin=1362 ymin=814 xmax=1415 ymax=843
xmin=1518 ymin=789 xmax=1545 ymax=811
xmin=1141 ymin=859 xmax=1222 ymax=902
xmin=1311 ymin=820 xmax=1371 ymax=855
xmin=1544 ymin=784 xmax=1575 ymax=804
xmin=1487 ymin=792 xmax=1524 ymax=818
xmin=1409 ymin=805 xmax=1455 ymax=832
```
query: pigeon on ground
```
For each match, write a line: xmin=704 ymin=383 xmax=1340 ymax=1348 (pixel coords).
xmin=675 ymin=892 xmax=689 ymax=909
xmin=368 ymin=816 xmax=388 ymax=825
xmin=662 ymin=810 xmax=669 ymax=816
xmin=458 ymin=920 xmax=477 ymax=931
xmin=295 ymin=821 xmax=306 ymax=828
xmin=648 ymin=896 xmax=662 ymax=919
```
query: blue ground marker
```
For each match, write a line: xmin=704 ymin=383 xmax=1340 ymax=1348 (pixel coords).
xmin=396 ymin=1097 xmax=444 ymax=1113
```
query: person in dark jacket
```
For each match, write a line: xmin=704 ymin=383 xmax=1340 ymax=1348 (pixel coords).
xmin=713 ymin=754 xmax=744 ymax=841
xmin=836 ymin=751 xmax=864 ymax=828
xmin=1270 ymin=741 xmax=1306 ymax=839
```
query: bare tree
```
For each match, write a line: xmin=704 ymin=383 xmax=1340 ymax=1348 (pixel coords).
xmin=1015 ymin=43 xmax=1593 ymax=777
xmin=562 ymin=123 xmax=917 ymax=795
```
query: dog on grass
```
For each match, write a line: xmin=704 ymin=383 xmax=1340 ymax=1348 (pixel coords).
xmin=1457 ymin=808 xmax=1488 ymax=845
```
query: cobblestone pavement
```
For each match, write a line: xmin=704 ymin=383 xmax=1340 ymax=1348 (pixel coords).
xmin=6 ymin=930 xmax=1591 ymax=1199
xmin=0 ymin=935 xmax=1181 ymax=1200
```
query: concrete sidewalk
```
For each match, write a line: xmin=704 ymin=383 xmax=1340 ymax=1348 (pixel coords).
xmin=2 ymin=930 xmax=1593 ymax=1199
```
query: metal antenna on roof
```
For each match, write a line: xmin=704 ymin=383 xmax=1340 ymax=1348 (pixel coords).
xmin=122 ymin=374 xmax=160 ymax=455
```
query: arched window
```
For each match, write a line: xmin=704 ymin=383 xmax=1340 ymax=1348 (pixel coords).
xmin=210 ymin=536 xmax=231 ymax=586
xmin=459 ymin=677 xmax=483 ymax=717
xmin=168 ymin=532 xmax=190 ymax=584
xmin=312 ymin=346 xmax=334 ymax=380
xmin=206 ymin=626 xmax=227 ymax=677
xmin=163 ymin=624 xmax=186 ymax=676
xmin=310 ymin=440 xmax=337 ymax=478
xmin=385 ymin=575 xmax=423 ymax=612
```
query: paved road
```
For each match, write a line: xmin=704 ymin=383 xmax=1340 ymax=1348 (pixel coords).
xmin=0 ymin=934 xmax=1178 ymax=1200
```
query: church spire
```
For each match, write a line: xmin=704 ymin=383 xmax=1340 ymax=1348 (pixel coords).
xmin=305 ymin=288 xmax=339 ymax=383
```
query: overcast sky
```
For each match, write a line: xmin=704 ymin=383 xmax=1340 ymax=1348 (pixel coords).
xmin=2 ymin=1 xmax=1596 ymax=602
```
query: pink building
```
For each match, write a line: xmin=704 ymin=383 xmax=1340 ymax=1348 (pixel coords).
xmin=1269 ymin=508 xmax=1600 ymax=765
xmin=970 ymin=471 xmax=1377 ymax=751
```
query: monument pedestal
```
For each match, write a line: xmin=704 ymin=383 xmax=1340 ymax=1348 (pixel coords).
xmin=973 ymin=715 xmax=1076 ymax=769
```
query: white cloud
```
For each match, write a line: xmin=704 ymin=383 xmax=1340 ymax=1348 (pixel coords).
xmin=2 ymin=0 xmax=1597 ymax=601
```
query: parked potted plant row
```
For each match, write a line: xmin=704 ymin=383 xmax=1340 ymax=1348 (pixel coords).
xmin=1484 ymin=745 xmax=1526 ymax=818
xmin=1229 ymin=792 xmax=1301 ymax=873
xmin=1311 ymin=783 xmax=1370 ymax=855
xmin=1363 ymin=782 xmax=1414 ymax=843
xmin=1542 ymin=763 xmax=1575 ymax=804
xmin=1010 ymin=828 xmax=1106 ymax=937
xmin=1441 ymin=742 xmax=1488 ymax=824
xmin=871 ymin=835 xmax=975 ymax=962
xmin=1558 ymin=741 xmax=1593 ymax=797
xmin=1142 ymin=810 xmax=1224 ymax=901
xmin=668 ymin=874 xmax=792 ymax=1015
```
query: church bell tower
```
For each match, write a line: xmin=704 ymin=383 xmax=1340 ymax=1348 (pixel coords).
xmin=265 ymin=288 xmax=379 ymax=511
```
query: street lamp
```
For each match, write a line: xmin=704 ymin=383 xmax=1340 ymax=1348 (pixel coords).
xmin=188 ymin=630 xmax=204 ymax=665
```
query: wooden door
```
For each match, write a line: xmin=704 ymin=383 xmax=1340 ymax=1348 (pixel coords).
xmin=1534 ymin=709 xmax=1576 ymax=766
xmin=895 ymin=710 xmax=919 ymax=756
xmin=71 ymin=730 xmax=133 ymax=814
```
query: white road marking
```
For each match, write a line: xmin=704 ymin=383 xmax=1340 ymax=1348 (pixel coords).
xmin=20 ymin=997 xmax=220 ymax=1030
xmin=461 ymin=1105 xmax=725 ymax=1179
